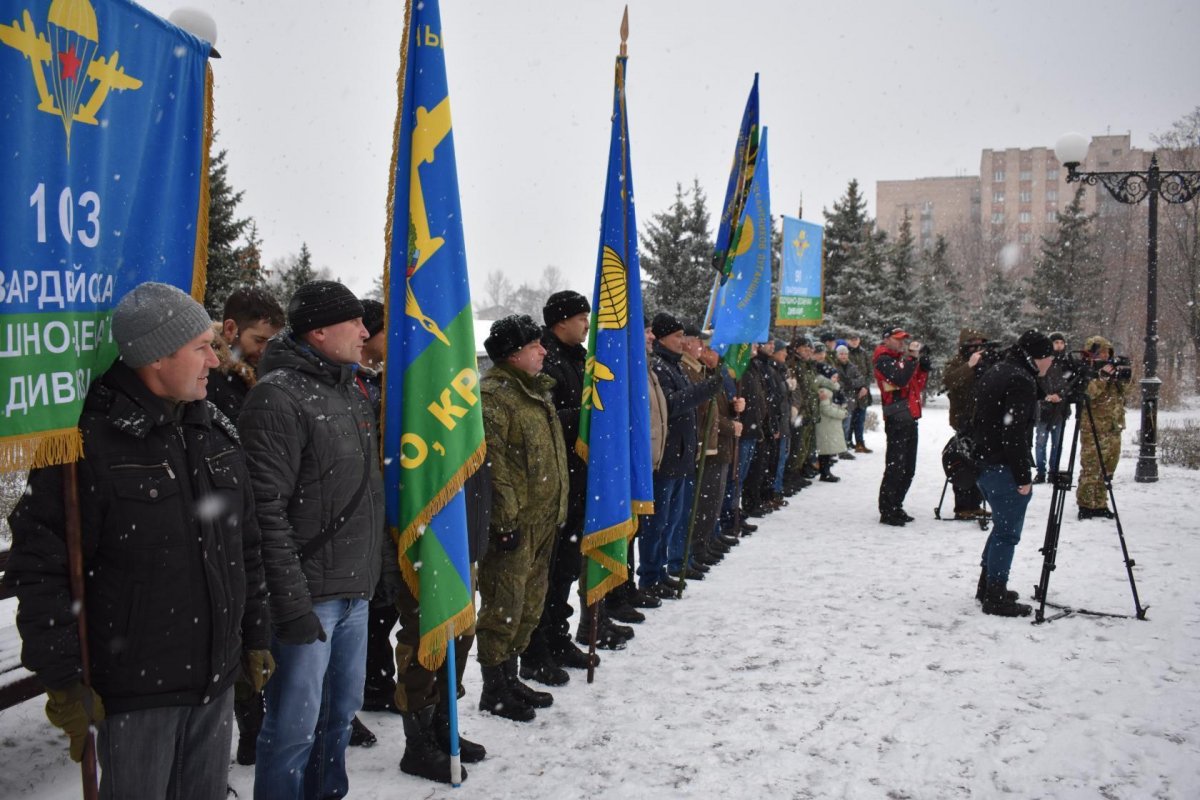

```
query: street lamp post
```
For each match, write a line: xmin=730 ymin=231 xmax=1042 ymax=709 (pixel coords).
xmin=1054 ymin=133 xmax=1200 ymax=483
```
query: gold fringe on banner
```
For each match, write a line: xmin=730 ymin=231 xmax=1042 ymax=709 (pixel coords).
xmin=0 ymin=428 xmax=83 ymax=473
xmin=416 ymin=603 xmax=476 ymax=672
xmin=190 ymin=64 xmax=214 ymax=302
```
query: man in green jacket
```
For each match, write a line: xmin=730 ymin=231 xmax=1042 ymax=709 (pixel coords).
xmin=477 ymin=315 xmax=569 ymax=722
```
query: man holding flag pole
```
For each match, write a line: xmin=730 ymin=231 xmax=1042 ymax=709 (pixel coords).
xmin=577 ymin=8 xmax=657 ymax=668
xmin=378 ymin=0 xmax=485 ymax=785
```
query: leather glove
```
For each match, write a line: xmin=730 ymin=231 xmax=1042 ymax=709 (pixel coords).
xmin=275 ymin=612 xmax=327 ymax=646
xmin=242 ymin=649 xmax=276 ymax=693
xmin=373 ymin=567 xmax=404 ymax=608
xmin=493 ymin=528 xmax=521 ymax=552
xmin=45 ymin=682 xmax=104 ymax=763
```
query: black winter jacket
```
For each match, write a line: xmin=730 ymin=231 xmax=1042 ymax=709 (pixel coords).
xmin=5 ymin=362 xmax=269 ymax=713
xmin=238 ymin=335 xmax=386 ymax=626
xmin=651 ymin=343 xmax=719 ymax=478
xmin=541 ymin=329 xmax=587 ymax=531
xmin=972 ymin=349 xmax=1040 ymax=485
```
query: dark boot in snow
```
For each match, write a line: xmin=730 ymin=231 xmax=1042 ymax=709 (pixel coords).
xmin=982 ymin=580 xmax=1032 ymax=617
xmin=975 ymin=568 xmax=1018 ymax=603
xmin=399 ymin=706 xmax=467 ymax=783
xmin=349 ymin=715 xmax=377 ymax=748
xmin=503 ymin=656 xmax=553 ymax=708
xmin=233 ymin=688 xmax=264 ymax=766
xmin=479 ymin=663 xmax=535 ymax=722
xmin=431 ymin=704 xmax=487 ymax=763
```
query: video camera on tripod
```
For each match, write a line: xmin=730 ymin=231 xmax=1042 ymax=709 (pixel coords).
xmin=1061 ymin=349 xmax=1132 ymax=402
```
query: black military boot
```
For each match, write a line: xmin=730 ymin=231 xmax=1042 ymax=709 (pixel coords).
xmin=975 ymin=568 xmax=1019 ymax=603
xmin=478 ymin=663 xmax=536 ymax=722
xmin=549 ymin=635 xmax=600 ymax=669
xmin=233 ymin=689 xmax=264 ymax=766
xmin=431 ymin=704 xmax=487 ymax=763
xmin=981 ymin=580 xmax=1032 ymax=617
xmin=504 ymin=656 xmax=553 ymax=708
xmin=519 ymin=648 xmax=570 ymax=686
xmin=399 ymin=706 xmax=468 ymax=783
xmin=349 ymin=715 xmax=377 ymax=747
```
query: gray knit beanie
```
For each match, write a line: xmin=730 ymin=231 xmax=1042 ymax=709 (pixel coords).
xmin=112 ymin=282 xmax=213 ymax=368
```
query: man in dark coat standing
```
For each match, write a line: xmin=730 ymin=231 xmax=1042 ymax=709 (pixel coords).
xmin=873 ymin=327 xmax=931 ymax=526
xmin=239 ymin=281 xmax=390 ymax=800
xmin=941 ymin=327 xmax=992 ymax=519
xmin=972 ymin=330 xmax=1056 ymax=617
xmin=6 ymin=282 xmax=271 ymax=799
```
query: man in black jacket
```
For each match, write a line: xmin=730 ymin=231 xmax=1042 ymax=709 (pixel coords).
xmin=239 ymin=281 xmax=391 ymax=799
xmin=207 ymin=286 xmax=285 ymax=424
xmin=972 ymin=330 xmax=1056 ymax=617
xmin=6 ymin=282 xmax=271 ymax=799
xmin=873 ymin=327 xmax=930 ymax=526
xmin=639 ymin=313 xmax=720 ymax=595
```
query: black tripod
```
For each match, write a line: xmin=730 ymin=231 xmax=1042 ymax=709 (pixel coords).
xmin=1032 ymin=394 xmax=1148 ymax=624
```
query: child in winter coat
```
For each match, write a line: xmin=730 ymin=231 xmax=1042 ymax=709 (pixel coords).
xmin=816 ymin=385 xmax=848 ymax=482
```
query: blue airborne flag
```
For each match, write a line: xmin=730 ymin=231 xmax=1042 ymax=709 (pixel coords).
xmin=0 ymin=0 xmax=212 ymax=470
xmin=577 ymin=53 xmax=655 ymax=607
xmin=712 ymin=74 xmax=759 ymax=279
xmin=382 ymin=0 xmax=483 ymax=670
xmin=710 ymin=127 xmax=772 ymax=361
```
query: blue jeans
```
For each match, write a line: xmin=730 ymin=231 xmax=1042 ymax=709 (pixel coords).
xmin=255 ymin=598 xmax=369 ymax=800
xmin=851 ymin=406 xmax=866 ymax=447
xmin=97 ymin=687 xmax=233 ymax=800
xmin=1035 ymin=419 xmax=1066 ymax=475
xmin=639 ymin=476 xmax=686 ymax=587
xmin=720 ymin=438 xmax=758 ymax=529
xmin=976 ymin=465 xmax=1033 ymax=584
xmin=772 ymin=433 xmax=791 ymax=494
xmin=666 ymin=475 xmax=697 ymax=574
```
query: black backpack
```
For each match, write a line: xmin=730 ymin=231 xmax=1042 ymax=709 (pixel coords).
xmin=942 ymin=434 xmax=980 ymax=491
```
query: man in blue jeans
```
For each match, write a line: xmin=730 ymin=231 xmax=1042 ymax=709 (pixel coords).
xmin=240 ymin=281 xmax=393 ymax=799
xmin=971 ymin=330 xmax=1056 ymax=617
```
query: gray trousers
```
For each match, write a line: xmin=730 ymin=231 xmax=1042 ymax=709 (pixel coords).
xmin=97 ymin=686 xmax=234 ymax=800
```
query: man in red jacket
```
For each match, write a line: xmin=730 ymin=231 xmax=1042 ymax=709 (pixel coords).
xmin=873 ymin=327 xmax=930 ymax=526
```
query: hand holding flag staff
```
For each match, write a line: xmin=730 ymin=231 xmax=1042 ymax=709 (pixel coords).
xmin=577 ymin=7 xmax=655 ymax=683
xmin=382 ymin=0 xmax=483 ymax=785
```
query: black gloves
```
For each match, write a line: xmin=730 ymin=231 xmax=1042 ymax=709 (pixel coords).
xmin=275 ymin=611 xmax=327 ymax=646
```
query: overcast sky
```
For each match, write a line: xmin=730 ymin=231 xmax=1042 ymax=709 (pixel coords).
xmin=140 ymin=0 xmax=1200 ymax=301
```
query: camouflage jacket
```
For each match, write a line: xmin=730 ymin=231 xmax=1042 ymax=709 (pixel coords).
xmin=1084 ymin=377 xmax=1127 ymax=436
xmin=481 ymin=363 xmax=569 ymax=534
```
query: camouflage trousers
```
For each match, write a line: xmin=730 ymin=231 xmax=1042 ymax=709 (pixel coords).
xmin=391 ymin=565 xmax=477 ymax=713
xmin=476 ymin=521 xmax=557 ymax=667
xmin=1077 ymin=430 xmax=1121 ymax=510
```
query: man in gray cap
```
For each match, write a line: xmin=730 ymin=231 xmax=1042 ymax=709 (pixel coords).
xmin=6 ymin=282 xmax=271 ymax=799
xmin=239 ymin=280 xmax=391 ymax=798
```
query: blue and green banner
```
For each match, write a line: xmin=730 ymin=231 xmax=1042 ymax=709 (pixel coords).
xmin=777 ymin=215 xmax=824 ymax=326
xmin=710 ymin=128 xmax=772 ymax=378
xmin=0 ymin=0 xmax=212 ymax=470
xmin=711 ymin=74 xmax=759 ymax=280
xmin=577 ymin=53 xmax=654 ymax=607
xmin=383 ymin=0 xmax=482 ymax=670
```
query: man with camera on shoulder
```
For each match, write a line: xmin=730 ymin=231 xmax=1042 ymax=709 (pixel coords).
xmin=1077 ymin=335 xmax=1128 ymax=520
xmin=941 ymin=328 xmax=997 ymax=520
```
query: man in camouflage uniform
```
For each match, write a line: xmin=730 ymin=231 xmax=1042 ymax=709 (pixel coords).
xmin=845 ymin=332 xmax=874 ymax=452
xmin=476 ymin=315 xmax=569 ymax=722
xmin=1077 ymin=335 xmax=1127 ymax=520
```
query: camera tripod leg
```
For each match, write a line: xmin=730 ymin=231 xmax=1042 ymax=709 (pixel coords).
xmin=1033 ymin=406 xmax=1084 ymax=624
xmin=934 ymin=476 xmax=948 ymax=520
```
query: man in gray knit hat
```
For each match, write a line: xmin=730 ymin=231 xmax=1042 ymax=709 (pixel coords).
xmin=6 ymin=281 xmax=272 ymax=799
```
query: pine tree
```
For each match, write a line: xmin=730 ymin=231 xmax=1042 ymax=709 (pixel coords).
xmin=833 ymin=229 xmax=891 ymax=337
xmin=886 ymin=212 xmax=919 ymax=326
xmin=203 ymin=146 xmax=252 ymax=316
xmin=976 ymin=266 xmax=1028 ymax=344
xmin=1028 ymin=185 xmax=1102 ymax=342
xmin=822 ymin=179 xmax=870 ymax=304
xmin=909 ymin=236 xmax=962 ymax=371
xmin=271 ymin=243 xmax=319 ymax=309
xmin=640 ymin=179 xmax=715 ymax=322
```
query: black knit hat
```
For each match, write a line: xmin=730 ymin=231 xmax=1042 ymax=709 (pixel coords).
xmin=288 ymin=281 xmax=364 ymax=335
xmin=361 ymin=299 xmax=385 ymax=337
xmin=1017 ymin=329 xmax=1055 ymax=359
xmin=651 ymin=312 xmax=683 ymax=340
xmin=484 ymin=314 xmax=542 ymax=362
xmin=1049 ymin=331 xmax=1066 ymax=343
xmin=542 ymin=290 xmax=590 ymax=327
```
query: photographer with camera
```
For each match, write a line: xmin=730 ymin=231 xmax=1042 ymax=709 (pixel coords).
xmin=941 ymin=328 xmax=996 ymax=520
xmin=873 ymin=327 xmax=930 ymax=526
xmin=1033 ymin=332 xmax=1070 ymax=484
xmin=1077 ymin=335 xmax=1128 ymax=520
xmin=971 ymin=330 xmax=1057 ymax=617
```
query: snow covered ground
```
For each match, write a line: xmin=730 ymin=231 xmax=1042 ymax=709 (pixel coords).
xmin=2 ymin=399 xmax=1198 ymax=799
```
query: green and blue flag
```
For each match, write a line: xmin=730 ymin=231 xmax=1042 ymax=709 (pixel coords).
xmin=577 ymin=53 xmax=654 ymax=607
xmin=712 ymin=74 xmax=759 ymax=280
xmin=382 ymin=0 xmax=482 ymax=670
xmin=0 ymin=0 xmax=211 ymax=469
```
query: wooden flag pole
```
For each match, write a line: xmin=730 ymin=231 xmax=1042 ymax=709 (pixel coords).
xmin=64 ymin=463 xmax=98 ymax=800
